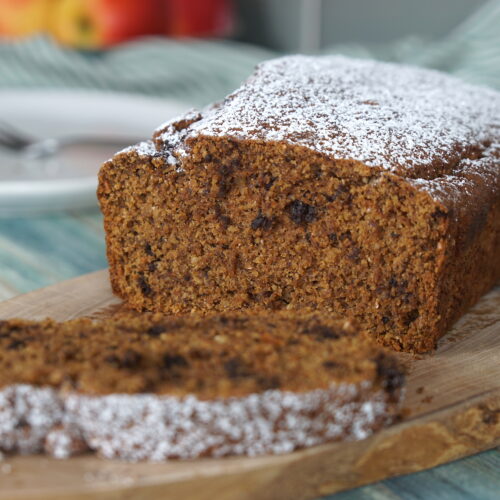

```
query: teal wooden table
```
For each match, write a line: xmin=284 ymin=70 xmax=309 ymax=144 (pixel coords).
xmin=0 ymin=209 xmax=498 ymax=500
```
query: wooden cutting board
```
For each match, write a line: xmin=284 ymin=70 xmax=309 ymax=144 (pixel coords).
xmin=0 ymin=270 xmax=499 ymax=500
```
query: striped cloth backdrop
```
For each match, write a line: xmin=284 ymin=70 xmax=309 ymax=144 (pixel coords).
xmin=0 ymin=37 xmax=272 ymax=107
xmin=0 ymin=0 xmax=499 ymax=106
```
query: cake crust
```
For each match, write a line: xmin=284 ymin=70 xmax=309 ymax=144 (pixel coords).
xmin=155 ymin=55 xmax=499 ymax=177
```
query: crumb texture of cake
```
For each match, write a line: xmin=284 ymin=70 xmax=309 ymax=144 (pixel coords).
xmin=98 ymin=55 xmax=500 ymax=353
xmin=0 ymin=313 xmax=403 ymax=460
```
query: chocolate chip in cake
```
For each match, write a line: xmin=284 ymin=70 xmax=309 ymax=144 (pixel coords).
xmin=263 ymin=175 xmax=277 ymax=191
xmin=431 ymin=209 xmax=448 ymax=220
xmin=217 ymin=316 xmax=249 ymax=328
xmin=388 ymin=277 xmax=398 ymax=289
xmin=7 ymin=339 xmax=25 ymax=350
xmin=189 ymin=348 xmax=212 ymax=360
xmin=144 ymin=243 xmax=154 ymax=256
xmin=323 ymin=360 xmax=339 ymax=369
xmin=104 ymin=354 xmax=120 ymax=365
xmin=348 ymin=247 xmax=361 ymax=262
xmin=404 ymin=309 xmax=420 ymax=326
xmin=214 ymin=204 xmax=231 ymax=228
xmin=219 ymin=214 xmax=231 ymax=229
xmin=137 ymin=275 xmax=152 ymax=296
xmin=121 ymin=349 xmax=142 ymax=369
xmin=217 ymin=164 xmax=234 ymax=198
xmin=251 ymin=214 xmax=272 ymax=231
xmin=303 ymin=324 xmax=341 ymax=340
xmin=163 ymin=353 xmax=189 ymax=370
xmin=256 ymin=375 xmax=281 ymax=390
xmin=286 ymin=200 xmax=316 ymax=225
xmin=147 ymin=325 xmax=167 ymax=337
xmin=148 ymin=321 xmax=181 ymax=337
xmin=224 ymin=357 xmax=250 ymax=379
xmin=328 ymin=232 xmax=338 ymax=246
xmin=339 ymin=231 xmax=352 ymax=242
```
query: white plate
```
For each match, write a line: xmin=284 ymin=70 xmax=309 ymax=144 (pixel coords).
xmin=0 ymin=90 xmax=191 ymax=216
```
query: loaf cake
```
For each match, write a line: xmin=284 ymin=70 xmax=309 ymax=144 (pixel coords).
xmin=98 ymin=55 xmax=500 ymax=353
xmin=0 ymin=312 xmax=403 ymax=460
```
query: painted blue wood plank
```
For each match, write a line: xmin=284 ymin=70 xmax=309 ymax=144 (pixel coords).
xmin=67 ymin=209 xmax=106 ymax=232
xmin=429 ymin=450 xmax=500 ymax=500
xmin=325 ymin=450 xmax=500 ymax=500
xmin=324 ymin=483 xmax=403 ymax=500
xmin=0 ymin=245 xmax=57 ymax=296
xmin=0 ymin=210 xmax=106 ymax=298
xmin=0 ymin=211 xmax=105 ymax=270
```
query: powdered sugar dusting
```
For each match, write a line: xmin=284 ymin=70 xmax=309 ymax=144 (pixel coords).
xmin=0 ymin=385 xmax=63 ymax=454
xmin=156 ymin=55 xmax=500 ymax=176
xmin=408 ymin=141 xmax=500 ymax=215
xmin=0 ymin=383 xmax=397 ymax=461
xmin=116 ymin=140 xmax=157 ymax=158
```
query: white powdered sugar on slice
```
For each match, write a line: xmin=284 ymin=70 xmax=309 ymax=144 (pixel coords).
xmin=0 ymin=385 xmax=64 ymax=454
xmin=0 ymin=382 xmax=397 ymax=461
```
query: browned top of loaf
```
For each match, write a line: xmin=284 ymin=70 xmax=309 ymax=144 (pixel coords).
xmin=0 ymin=312 xmax=403 ymax=399
xmin=153 ymin=55 xmax=500 ymax=180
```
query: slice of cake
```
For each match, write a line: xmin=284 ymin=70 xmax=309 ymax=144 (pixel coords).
xmin=98 ymin=55 xmax=500 ymax=353
xmin=0 ymin=312 xmax=403 ymax=460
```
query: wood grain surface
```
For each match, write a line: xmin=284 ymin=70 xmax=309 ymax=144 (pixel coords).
xmin=0 ymin=270 xmax=499 ymax=500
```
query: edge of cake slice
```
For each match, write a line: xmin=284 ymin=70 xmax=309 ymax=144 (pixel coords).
xmin=0 ymin=311 xmax=404 ymax=460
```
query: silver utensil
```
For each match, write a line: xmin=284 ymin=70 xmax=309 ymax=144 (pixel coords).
xmin=0 ymin=120 xmax=139 ymax=160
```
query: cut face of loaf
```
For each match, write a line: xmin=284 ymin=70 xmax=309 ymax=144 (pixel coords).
xmin=98 ymin=56 xmax=500 ymax=353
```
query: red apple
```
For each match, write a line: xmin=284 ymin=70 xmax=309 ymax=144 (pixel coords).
xmin=166 ymin=0 xmax=234 ymax=37
xmin=0 ymin=0 xmax=51 ymax=37
xmin=50 ymin=0 xmax=164 ymax=49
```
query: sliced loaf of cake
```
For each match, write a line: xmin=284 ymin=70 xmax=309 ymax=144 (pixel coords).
xmin=98 ymin=55 xmax=500 ymax=353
